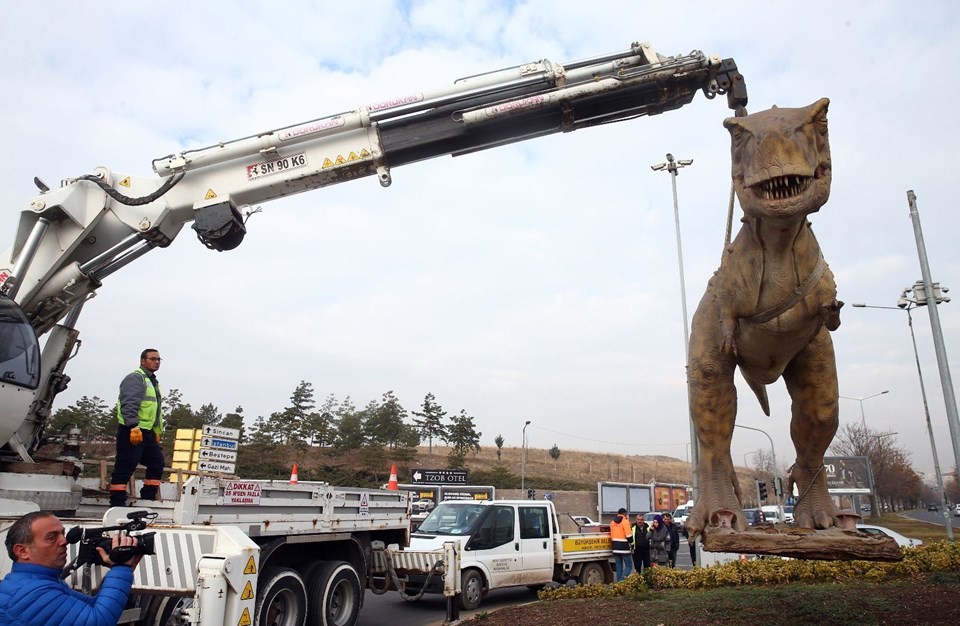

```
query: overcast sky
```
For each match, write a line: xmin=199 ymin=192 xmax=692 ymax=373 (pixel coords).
xmin=2 ymin=1 xmax=959 ymax=480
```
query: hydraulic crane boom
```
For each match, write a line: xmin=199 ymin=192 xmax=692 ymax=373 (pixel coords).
xmin=0 ymin=41 xmax=745 ymax=467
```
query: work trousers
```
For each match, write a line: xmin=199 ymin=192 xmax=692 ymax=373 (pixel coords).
xmin=614 ymin=553 xmax=633 ymax=581
xmin=110 ymin=424 xmax=164 ymax=507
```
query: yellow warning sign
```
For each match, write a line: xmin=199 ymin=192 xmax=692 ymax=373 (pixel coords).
xmin=204 ymin=189 xmax=217 ymax=200
xmin=561 ymin=535 xmax=612 ymax=553
xmin=238 ymin=607 xmax=252 ymax=626
xmin=244 ymin=556 xmax=257 ymax=575
xmin=241 ymin=580 xmax=254 ymax=600
xmin=347 ymin=151 xmax=359 ymax=161
xmin=119 ymin=177 xmax=131 ymax=187
xmin=334 ymin=155 xmax=346 ymax=165
xmin=322 ymin=158 xmax=334 ymax=168
xmin=360 ymin=148 xmax=371 ymax=157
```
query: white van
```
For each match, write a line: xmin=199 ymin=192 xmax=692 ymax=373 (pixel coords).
xmin=672 ymin=501 xmax=694 ymax=535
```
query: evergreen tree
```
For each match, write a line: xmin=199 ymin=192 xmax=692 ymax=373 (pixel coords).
xmin=277 ymin=380 xmax=315 ymax=445
xmin=221 ymin=406 xmax=245 ymax=437
xmin=444 ymin=409 xmax=481 ymax=469
xmin=303 ymin=393 xmax=338 ymax=447
xmin=49 ymin=395 xmax=112 ymax=441
xmin=494 ymin=434 xmax=505 ymax=461
xmin=412 ymin=392 xmax=447 ymax=455
xmin=195 ymin=402 xmax=222 ymax=427
xmin=550 ymin=443 xmax=561 ymax=466
xmin=333 ymin=397 xmax=366 ymax=452
xmin=162 ymin=388 xmax=197 ymax=433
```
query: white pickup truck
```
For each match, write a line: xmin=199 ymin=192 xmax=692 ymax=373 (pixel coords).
xmin=404 ymin=500 xmax=614 ymax=610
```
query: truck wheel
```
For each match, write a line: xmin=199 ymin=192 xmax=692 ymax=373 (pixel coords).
xmin=577 ymin=562 xmax=605 ymax=586
xmin=255 ymin=567 xmax=308 ymax=626
xmin=304 ymin=561 xmax=362 ymax=626
xmin=144 ymin=596 xmax=193 ymax=626
xmin=459 ymin=569 xmax=485 ymax=611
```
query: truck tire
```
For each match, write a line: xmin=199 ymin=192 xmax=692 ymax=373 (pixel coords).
xmin=143 ymin=595 xmax=193 ymax=626
xmin=459 ymin=569 xmax=485 ymax=611
xmin=255 ymin=566 xmax=308 ymax=626
xmin=577 ymin=562 xmax=605 ymax=586
xmin=304 ymin=561 xmax=362 ymax=626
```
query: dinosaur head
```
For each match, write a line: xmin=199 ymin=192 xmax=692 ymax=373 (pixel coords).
xmin=724 ymin=98 xmax=831 ymax=221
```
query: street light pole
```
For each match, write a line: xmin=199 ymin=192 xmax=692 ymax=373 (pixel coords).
xmin=838 ymin=391 xmax=889 ymax=430
xmin=907 ymin=191 xmax=960 ymax=491
xmin=853 ymin=294 xmax=954 ymax=540
xmin=521 ymin=420 xmax=531 ymax=496
xmin=651 ymin=153 xmax=698 ymax=501
xmin=734 ymin=424 xmax=782 ymax=522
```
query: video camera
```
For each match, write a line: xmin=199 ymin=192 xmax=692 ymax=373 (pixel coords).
xmin=62 ymin=510 xmax=157 ymax=578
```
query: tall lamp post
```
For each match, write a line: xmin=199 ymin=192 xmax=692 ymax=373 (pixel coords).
xmin=521 ymin=420 xmax=531 ymax=496
xmin=651 ymin=153 xmax=698 ymax=501
xmin=734 ymin=424 xmax=782 ymax=522
xmin=838 ymin=391 xmax=889 ymax=430
xmin=852 ymin=286 xmax=954 ymax=540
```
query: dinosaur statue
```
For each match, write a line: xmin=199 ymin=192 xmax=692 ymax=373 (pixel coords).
xmin=685 ymin=98 xmax=844 ymax=541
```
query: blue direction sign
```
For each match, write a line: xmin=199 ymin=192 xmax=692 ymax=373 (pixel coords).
xmin=201 ymin=436 xmax=239 ymax=451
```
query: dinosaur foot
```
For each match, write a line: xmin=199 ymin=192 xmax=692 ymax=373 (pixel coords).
xmin=788 ymin=463 xmax=841 ymax=529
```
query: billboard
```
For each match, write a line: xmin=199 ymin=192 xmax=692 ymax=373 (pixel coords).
xmin=823 ymin=456 xmax=873 ymax=494
xmin=598 ymin=481 xmax=653 ymax=515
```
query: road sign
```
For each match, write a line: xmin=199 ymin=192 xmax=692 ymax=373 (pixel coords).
xmin=199 ymin=448 xmax=238 ymax=462
xmin=198 ymin=460 xmax=236 ymax=474
xmin=411 ymin=468 xmax=467 ymax=484
xmin=200 ymin=436 xmax=239 ymax=451
xmin=202 ymin=425 xmax=240 ymax=440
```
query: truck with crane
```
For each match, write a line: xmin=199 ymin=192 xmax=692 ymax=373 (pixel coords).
xmin=0 ymin=39 xmax=746 ymax=625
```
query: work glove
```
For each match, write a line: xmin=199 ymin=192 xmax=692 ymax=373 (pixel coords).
xmin=154 ymin=431 xmax=161 ymax=444
xmin=129 ymin=427 xmax=143 ymax=445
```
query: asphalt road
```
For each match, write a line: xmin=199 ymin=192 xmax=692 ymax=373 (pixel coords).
xmin=358 ymin=542 xmax=695 ymax=626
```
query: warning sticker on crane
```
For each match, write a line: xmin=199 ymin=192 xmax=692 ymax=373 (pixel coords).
xmin=246 ymin=152 xmax=308 ymax=181
xmin=238 ymin=607 xmax=252 ymax=626
xmin=119 ymin=177 xmax=131 ymax=187
xmin=244 ymin=556 xmax=257 ymax=575
xmin=322 ymin=148 xmax=371 ymax=169
xmin=359 ymin=492 xmax=370 ymax=517
xmin=241 ymin=580 xmax=255 ymax=600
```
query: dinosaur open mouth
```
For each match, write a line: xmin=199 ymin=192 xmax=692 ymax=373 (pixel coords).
xmin=752 ymin=175 xmax=811 ymax=201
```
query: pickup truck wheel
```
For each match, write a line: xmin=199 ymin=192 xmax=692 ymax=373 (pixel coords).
xmin=459 ymin=569 xmax=485 ymax=611
xmin=577 ymin=562 xmax=605 ymax=586
xmin=256 ymin=567 xmax=308 ymax=626
xmin=304 ymin=561 xmax=362 ymax=626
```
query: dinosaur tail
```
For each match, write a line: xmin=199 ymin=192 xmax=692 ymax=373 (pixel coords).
xmin=741 ymin=371 xmax=771 ymax=416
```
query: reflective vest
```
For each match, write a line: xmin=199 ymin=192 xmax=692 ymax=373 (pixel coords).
xmin=116 ymin=368 xmax=163 ymax=431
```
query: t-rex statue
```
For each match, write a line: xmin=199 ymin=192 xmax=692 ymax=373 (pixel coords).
xmin=685 ymin=98 xmax=844 ymax=541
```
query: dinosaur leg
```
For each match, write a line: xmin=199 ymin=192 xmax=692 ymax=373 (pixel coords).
xmin=783 ymin=328 xmax=841 ymax=529
xmin=686 ymin=324 xmax=743 ymax=539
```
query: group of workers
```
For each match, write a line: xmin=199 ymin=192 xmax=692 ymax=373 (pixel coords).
xmin=608 ymin=507 xmax=685 ymax=581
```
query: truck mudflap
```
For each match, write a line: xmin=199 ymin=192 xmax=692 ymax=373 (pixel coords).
xmin=369 ymin=540 xmax=460 ymax=600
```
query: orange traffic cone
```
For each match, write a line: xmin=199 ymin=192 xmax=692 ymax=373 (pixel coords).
xmin=387 ymin=464 xmax=399 ymax=490
xmin=290 ymin=463 xmax=299 ymax=484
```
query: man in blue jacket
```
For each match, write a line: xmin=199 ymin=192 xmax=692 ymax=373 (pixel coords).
xmin=0 ymin=511 xmax=143 ymax=626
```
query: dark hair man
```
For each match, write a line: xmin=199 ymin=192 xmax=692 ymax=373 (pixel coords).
xmin=0 ymin=511 xmax=143 ymax=626
xmin=109 ymin=348 xmax=165 ymax=507
xmin=661 ymin=512 xmax=680 ymax=568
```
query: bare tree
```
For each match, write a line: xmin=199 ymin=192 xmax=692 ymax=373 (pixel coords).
xmin=830 ymin=423 xmax=920 ymax=513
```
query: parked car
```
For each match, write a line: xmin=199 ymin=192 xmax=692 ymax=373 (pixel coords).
xmin=643 ymin=511 xmax=672 ymax=525
xmin=412 ymin=498 xmax=435 ymax=513
xmin=782 ymin=505 xmax=795 ymax=523
xmin=742 ymin=508 xmax=766 ymax=526
xmin=571 ymin=515 xmax=598 ymax=526
xmin=856 ymin=524 xmax=923 ymax=548
xmin=927 ymin=503 xmax=940 ymax=512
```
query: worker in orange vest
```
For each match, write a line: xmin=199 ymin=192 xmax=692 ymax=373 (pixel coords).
xmin=609 ymin=507 xmax=633 ymax=581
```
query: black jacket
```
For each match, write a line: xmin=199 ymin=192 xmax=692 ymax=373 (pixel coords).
xmin=632 ymin=522 xmax=649 ymax=550
xmin=664 ymin=521 xmax=680 ymax=552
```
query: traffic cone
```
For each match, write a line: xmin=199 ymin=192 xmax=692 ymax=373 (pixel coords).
xmin=289 ymin=463 xmax=299 ymax=484
xmin=387 ymin=464 xmax=399 ymax=490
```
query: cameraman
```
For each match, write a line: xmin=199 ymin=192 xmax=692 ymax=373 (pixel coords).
xmin=0 ymin=511 xmax=143 ymax=626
